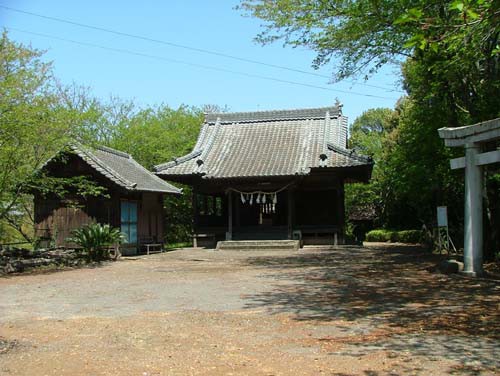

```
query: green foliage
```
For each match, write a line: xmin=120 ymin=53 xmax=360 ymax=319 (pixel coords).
xmin=67 ymin=223 xmax=124 ymax=261
xmin=243 ymin=0 xmax=498 ymax=257
xmin=394 ymin=230 xmax=424 ymax=244
xmin=107 ymin=105 xmax=203 ymax=170
xmin=365 ymin=229 xmax=423 ymax=243
xmin=365 ymin=229 xmax=392 ymax=242
xmin=239 ymin=0 xmax=413 ymax=79
xmin=239 ymin=0 xmax=499 ymax=81
xmin=0 ymin=33 xmax=68 ymax=220
xmin=0 ymin=32 xmax=202 ymax=245
xmin=164 ymin=185 xmax=193 ymax=245
xmin=0 ymin=32 xmax=113 ymax=243
xmin=349 ymin=108 xmax=396 ymax=155
xmin=106 ymin=105 xmax=203 ymax=244
xmin=345 ymin=108 xmax=398 ymax=226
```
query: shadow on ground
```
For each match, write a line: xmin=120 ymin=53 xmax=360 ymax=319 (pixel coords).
xmin=242 ymin=245 xmax=499 ymax=337
xmin=242 ymin=245 xmax=500 ymax=372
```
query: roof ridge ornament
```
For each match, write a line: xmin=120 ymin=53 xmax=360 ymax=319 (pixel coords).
xmin=195 ymin=117 xmax=221 ymax=174
xmin=335 ymin=99 xmax=343 ymax=115
xmin=319 ymin=111 xmax=330 ymax=167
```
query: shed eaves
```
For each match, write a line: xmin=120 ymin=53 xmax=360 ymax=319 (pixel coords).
xmin=68 ymin=144 xmax=181 ymax=194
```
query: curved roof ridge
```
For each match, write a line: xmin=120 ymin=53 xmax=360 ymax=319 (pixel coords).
xmin=94 ymin=145 xmax=130 ymax=158
xmin=193 ymin=123 xmax=209 ymax=151
xmin=205 ymin=105 xmax=342 ymax=124
xmin=155 ymin=149 xmax=202 ymax=172
xmin=326 ymin=142 xmax=373 ymax=163
xmin=127 ymin=157 xmax=181 ymax=194
xmin=196 ymin=117 xmax=221 ymax=174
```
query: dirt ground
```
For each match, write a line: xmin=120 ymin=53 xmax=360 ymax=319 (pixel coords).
xmin=0 ymin=244 xmax=498 ymax=376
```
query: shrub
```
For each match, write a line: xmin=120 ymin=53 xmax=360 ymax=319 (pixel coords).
xmin=67 ymin=223 xmax=124 ymax=261
xmin=365 ymin=229 xmax=423 ymax=244
xmin=396 ymin=230 xmax=423 ymax=244
xmin=365 ymin=229 xmax=392 ymax=242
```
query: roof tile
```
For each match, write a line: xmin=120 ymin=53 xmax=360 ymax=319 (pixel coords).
xmin=155 ymin=105 xmax=372 ymax=179
xmin=70 ymin=143 xmax=181 ymax=194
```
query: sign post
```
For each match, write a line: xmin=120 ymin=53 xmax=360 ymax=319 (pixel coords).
xmin=436 ymin=206 xmax=449 ymax=254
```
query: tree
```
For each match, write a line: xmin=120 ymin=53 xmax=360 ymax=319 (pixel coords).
xmin=0 ymin=33 xmax=110 ymax=243
xmin=107 ymin=105 xmax=204 ymax=244
xmin=0 ymin=33 xmax=72 ymax=242
xmin=242 ymin=0 xmax=499 ymax=257
xmin=346 ymin=108 xmax=397 ymax=227
xmin=239 ymin=0 xmax=499 ymax=82
xmin=108 ymin=104 xmax=203 ymax=170
xmin=349 ymin=108 xmax=395 ymax=155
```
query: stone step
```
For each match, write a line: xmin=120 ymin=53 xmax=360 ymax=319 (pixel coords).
xmin=216 ymin=240 xmax=300 ymax=252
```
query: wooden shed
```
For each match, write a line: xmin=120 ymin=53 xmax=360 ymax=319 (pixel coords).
xmin=34 ymin=143 xmax=181 ymax=254
xmin=155 ymin=104 xmax=373 ymax=247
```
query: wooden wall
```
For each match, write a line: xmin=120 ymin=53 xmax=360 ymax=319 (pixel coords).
xmin=34 ymin=194 xmax=120 ymax=247
xmin=34 ymin=152 xmax=167 ymax=248
xmin=138 ymin=192 xmax=164 ymax=242
xmin=35 ymin=192 xmax=166 ymax=247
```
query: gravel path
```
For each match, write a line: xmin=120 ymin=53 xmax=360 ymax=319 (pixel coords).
xmin=0 ymin=244 xmax=498 ymax=375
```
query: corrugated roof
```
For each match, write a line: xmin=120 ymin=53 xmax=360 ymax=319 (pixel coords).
xmin=64 ymin=143 xmax=181 ymax=194
xmin=155 ymin=105 xmax=372 ymax=180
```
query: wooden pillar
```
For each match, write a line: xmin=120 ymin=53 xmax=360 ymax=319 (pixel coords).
xmin=235 ymin=193 xmax=241 ymax=229
xmin=339 ymin=182 xmax=345 ymax=245
xmin=192 ymin=188 xmax=198 ymax=247
xmin=463 ymin=143 xmax=483 ymax=276
xmin=287 ymin=189 xmax=294 ymax=239
xmin=227 ymin=190 xmax=233 ymax=240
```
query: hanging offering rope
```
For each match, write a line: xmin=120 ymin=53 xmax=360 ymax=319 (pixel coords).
xmin=227 ymin=182 xmax=294 ymax=210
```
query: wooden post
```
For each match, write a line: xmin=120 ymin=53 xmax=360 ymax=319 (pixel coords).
xmin=339 ymin=183 xmax=345 ymax=245
xmin=192 ymin=188 xmax=198 ymax=247
xmin=333 ymin=184 xmax=345 ymax=246
xmin=235 ymin=193 xmax=241 ymax=229
xmin=227 ymin=190 xmax=233 ymax=240
xmin=287 ymin=189 xmax=293 ymax=239
xmin=463 ymin=143 xmax=483 ymax=276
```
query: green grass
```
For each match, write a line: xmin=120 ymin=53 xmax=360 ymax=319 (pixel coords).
xmin=165 ymin=241 xmax=193 ymax=249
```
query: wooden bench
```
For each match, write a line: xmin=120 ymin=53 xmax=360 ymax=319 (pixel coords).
xmin=139 ymin=237 xmax=164 ymax=255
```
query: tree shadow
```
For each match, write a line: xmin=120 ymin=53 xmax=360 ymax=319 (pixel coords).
xmin=242 ymin=245 xmax=500 ymax=371
xmin=242 ymin=244 xmax=499 ymax=335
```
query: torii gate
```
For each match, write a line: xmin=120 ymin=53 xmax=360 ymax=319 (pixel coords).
xmin=438 ymin=118 xmax=500 ymax=276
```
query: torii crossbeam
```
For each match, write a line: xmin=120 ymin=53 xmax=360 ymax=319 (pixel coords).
xmin=438 ymin=118 xmax=500 ymax=276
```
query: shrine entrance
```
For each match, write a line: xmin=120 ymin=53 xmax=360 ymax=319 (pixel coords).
xmin=191 ymin=177 xmax=346 ymax=247
xmin=439 ymin=118 xmax=500 ymax=276
xmin=232 ymin=190 xmax=289 ymax=240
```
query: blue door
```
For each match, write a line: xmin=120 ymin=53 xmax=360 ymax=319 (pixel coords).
xmin=121 ymin=201 xmax=138 ymax=244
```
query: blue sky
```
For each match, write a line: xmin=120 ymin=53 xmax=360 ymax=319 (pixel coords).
xmin=1 ymin=0 xmax=404 ymax=122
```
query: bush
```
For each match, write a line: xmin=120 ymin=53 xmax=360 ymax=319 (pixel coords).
xmin=365 ymin=229 xmax=423 ymax=244
xmin=396 ymin=230 xmax=423 ymax=244
xmin=365 ymin=229 xmax=392 ymax=242
xmin=67 ymin=223 xmax=124 ymax=261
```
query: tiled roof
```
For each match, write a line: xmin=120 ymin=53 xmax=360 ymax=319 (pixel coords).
xmin=204 ymin=105 xmax=342 ymax=124
xmin=62 ymin=143 xmax=181 ymax=194
xmin=155 ymin=105 xmax=372 ymax=180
